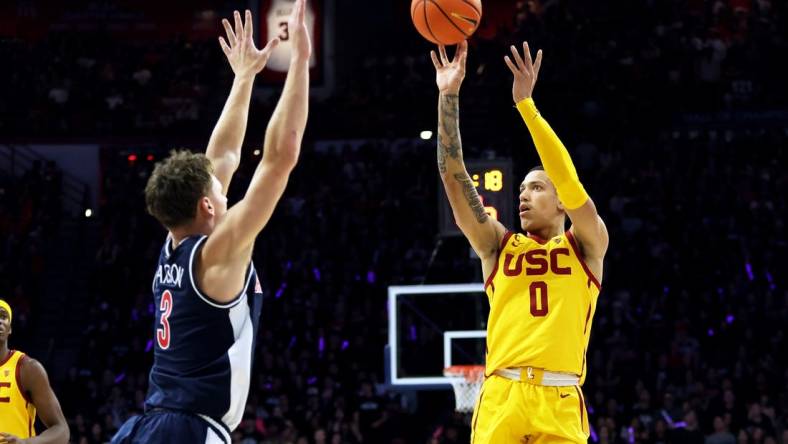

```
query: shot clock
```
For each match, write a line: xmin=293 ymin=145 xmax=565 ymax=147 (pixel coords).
xmin=439 ymin=159 xmax=514 ymax=236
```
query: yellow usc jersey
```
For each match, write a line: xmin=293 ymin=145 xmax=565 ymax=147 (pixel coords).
xmin=484 ymin=231 xmax=600 ymax=383
xmin=0 ymin=350 xmax=37 ymax=438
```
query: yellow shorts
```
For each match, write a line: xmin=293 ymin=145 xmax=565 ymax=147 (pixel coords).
xmin=471 ymin=374 xmax=589 ymax=444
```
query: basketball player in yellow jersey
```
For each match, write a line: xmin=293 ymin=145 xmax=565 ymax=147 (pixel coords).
xmin=431 ymin=40 xmax=608 ymax=443
xmin=0 ymin=300 xmax=69 ymax=444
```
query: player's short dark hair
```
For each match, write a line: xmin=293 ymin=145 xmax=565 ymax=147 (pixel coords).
xmin=523 ymin=165 xmax=546 ymax=182
xmin=144 ymin=149 xmax=213 ymax=229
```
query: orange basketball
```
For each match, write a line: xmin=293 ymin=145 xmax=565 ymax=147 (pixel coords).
xmin=411 ymin=0 xmax=482 ymax=45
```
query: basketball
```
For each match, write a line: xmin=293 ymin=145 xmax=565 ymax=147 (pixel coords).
xmin=411 ymin=0 xmax=482 ymax=45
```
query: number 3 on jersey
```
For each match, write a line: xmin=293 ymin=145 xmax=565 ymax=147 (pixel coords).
xmin=157 ymin=290 xmax=173 ymax=349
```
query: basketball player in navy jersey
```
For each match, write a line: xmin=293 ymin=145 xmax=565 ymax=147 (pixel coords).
xmin=111 ymin=2 xmax=311 ymax=443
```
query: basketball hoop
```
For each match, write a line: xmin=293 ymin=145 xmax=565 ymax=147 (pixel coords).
xmin=443 ymin=365 xmax=485 ymax=413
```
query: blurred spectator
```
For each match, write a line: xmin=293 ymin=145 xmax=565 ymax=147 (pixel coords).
xmin=708 ymin=415 xmax=737 ymax=444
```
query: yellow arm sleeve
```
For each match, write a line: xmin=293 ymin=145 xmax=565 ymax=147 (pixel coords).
xmin=516 ymin=98 xmax=589 ymax=210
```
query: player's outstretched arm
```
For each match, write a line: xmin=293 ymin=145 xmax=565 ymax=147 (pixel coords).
xmin=432 ymin=41 xmax=506 ymax=263
xmin=206 ymin=9 xmax=280 ymax=196
xmin=259 ymin=0 xmax=310 ymax=176
xmin=505 ymin=42 xmax=609 ymax=264
xmin=0 ymin=358 xmax=70 ymax=444
xmin=198 ymin=0 xmax=311 ymax=303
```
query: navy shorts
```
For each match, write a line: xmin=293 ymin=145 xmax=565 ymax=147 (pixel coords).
xmin=111 ymin=409 xmax=231 ymax=444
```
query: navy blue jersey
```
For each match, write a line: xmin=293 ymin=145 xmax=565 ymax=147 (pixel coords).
xmin=144 ymin=235 xmax=263 ymax=432
xmin=112 ymin=410 xmax=231 ymax=444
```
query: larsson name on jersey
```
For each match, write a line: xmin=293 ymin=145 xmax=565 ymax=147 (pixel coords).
xmin=154 ymin=264 xmax=185 ymax=288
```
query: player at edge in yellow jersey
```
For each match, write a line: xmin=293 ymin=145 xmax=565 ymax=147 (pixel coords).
xmin=431 ymin=40 xmax=609 ymax=443
xmin=0 ymin=300 xmax=69 ymax=444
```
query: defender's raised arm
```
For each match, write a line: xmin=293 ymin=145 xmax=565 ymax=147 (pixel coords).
xmin=199 ymin=0 xmax=312 ymax=303
xmin=207 ymin=9 xmax=279 ymax=195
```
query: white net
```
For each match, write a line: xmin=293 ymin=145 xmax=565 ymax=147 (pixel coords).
xmin=443 ymin=366 xmax=484 ymax=413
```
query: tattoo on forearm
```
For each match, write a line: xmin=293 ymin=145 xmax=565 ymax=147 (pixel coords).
xmin=453 ymin=173 xmax=489 ymax=223
xmin=437 ymin=143 xmax=447 ymax=174
xmin=437 ymin=94 xmax=462 ymax=173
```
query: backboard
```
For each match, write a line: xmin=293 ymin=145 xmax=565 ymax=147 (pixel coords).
xmin=386 ymin=284 xmax=489 ymax=389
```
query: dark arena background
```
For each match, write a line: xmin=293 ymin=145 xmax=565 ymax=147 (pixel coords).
xmin=1 ymin=0 xmax=787 ymax=443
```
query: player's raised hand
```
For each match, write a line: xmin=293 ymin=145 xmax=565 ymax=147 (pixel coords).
xmin=504 ymin=41 xmax=543 ymax=103
xmin=219 ymin=10 xmax=280 ymax=79
xmin=289 ymin=0 xmax=312 ymax=63
xmin=431 ymin=40 xmax=468 ymax=95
